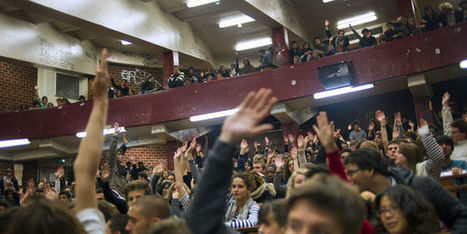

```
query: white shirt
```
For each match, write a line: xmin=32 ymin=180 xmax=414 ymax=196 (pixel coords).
xmin=451 ymin=140 xmax=467 ymax=162
xmin=76 ymin=208 xmax=106 ymax=234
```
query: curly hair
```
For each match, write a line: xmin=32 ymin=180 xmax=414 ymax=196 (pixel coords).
xmin=374 ymin=185 xmax=437 ymax=233
xmin=286 ymin=168 xmax=308 ymax=198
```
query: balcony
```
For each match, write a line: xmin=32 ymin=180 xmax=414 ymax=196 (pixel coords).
xmin=1 ymin=22 xmax=466 ymax=160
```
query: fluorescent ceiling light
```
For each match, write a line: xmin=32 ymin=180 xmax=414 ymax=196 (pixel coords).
xmin=76 ymin=127 xmax=127 ymax=138
xmin=337 ymin=12 xmax=377 ymax=29
xmin=460 ymin=59 xmax=467 ymax=69
xmin=190 ymin=108 xmax=238 ymax=122
xmin=0 ymin=139 xmax=30 ymax=148
xmin=235 ymin=37 xmax=272 ymax=51
xmin=313 ymin=84 xmax=374 ymax=99
xmin=186 ymin=0 xmax=219 ymax=8
xmin=121 ymin=40 xmax=132 ymax=45
xmin=219 ymin=15 xmax=255 ymax=28
xmin=323 ymin=0 xmax=335 ymax=2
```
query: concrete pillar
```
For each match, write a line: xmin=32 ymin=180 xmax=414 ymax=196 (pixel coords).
xmin=407 ymin=73 xmax=433 ymax=125
xmin=397 ymin=0 xmax=416 ymax=18
xmin=281 ymin=122 xmax=299 ymax=151
xmin=272 ymin=26 xmax=290 ymax=66
xmin=165 ymin=141 xmax=178 ymax=170
xmin=162 ymin=51 xmax=179 ymax=88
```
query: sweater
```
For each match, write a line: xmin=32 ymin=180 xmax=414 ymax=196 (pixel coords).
xmin=415 ymin=126 xmax=445 ymax=181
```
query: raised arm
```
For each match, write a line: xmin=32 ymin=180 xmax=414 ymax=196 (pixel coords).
xmin=418 ymin=119 xmax=444 ymax=181
xmin=297 ymin=135 xmax=309 ymax=166
xmin=313 ymin=112 xmax=348 ymax=181
xmin=186 ymin=89 xmax=278 ymax=234
xmin=376 ymin=110 xmax=389 ymax=150
xmin=442 ymin=92 xmax=453 ymax=136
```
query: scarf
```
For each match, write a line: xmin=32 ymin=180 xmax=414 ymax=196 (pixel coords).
xmin=224 ymin=197 xmax=257 ymax=222
xmin=250 ymin=182 xmax=276 ymax=200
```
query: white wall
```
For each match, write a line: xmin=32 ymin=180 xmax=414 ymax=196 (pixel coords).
xmin=37 ymin=67 xmax=88 ymax=105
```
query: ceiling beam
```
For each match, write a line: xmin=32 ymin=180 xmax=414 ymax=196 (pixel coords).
xmin=223 ymin=0 xmax=309 ymax=42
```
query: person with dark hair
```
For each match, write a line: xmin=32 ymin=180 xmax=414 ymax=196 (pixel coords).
xmin=111 ymin=78 xmax=130 ymax=96
xmin=286 ymin=174 xmax=366 ymax=234
xmin=140 ymin=75 xmax=154 ymax=94
xmin=148 ymin=217 xmax=192 ymax=234
xmin=185 ymin=67 xmax=200 ymax=84
xmin=312 ymin=37 xmax=329 ymax=56
xmin=167 ymin=65 xmax=185 ymax=89
xmin=218 ymin=65 xmax=230 ymax=78
xmin=224 ymin=172 xmax=260 ymax=228
xmin=438 ymin=135 xmax=467 ymax=204
xmin=383 ymin=22 xmax=403 ymax=42
xmin=349 ymin=120 xmax=367 ymax=142
xmin=375 ymin=185 xmax=437 ymax=234
xmin=442 ymin=92 xmax=467 ymax=161
xmin=258 ymin=48 xmax=276 ymax=71
xmin=350 ymin=25 xmax=377 ymax=48
xmin=1 ymin=168 xmax=19 ymax=195
xmin=421 ymin=5 xmax=441 ymax=32
xmin=288 ymin=41 xmax=301 ymax=64
xmin=405 ymin=17 xmax=420 ymax=36
xmin=455 ymin=1 xmax=467 ymax=23
xmin=367 ymin=119 xmax=377 ymax=141
xmin=41 ymin=96 xmax=48 ymax=107
xmin=240 ymin=58 xmax=258 ymax=75
xmin=125 ymin=194 xmax=171 ymax=234
xmin=108 ymin=214 xmax=129 ymax=234
xmin=344 ymin=148 xmax=467 ymax=232
xmin=258 ymin=199 xmax=287 ymax=234
xmin=78 ymin=95 xmax=86 ymax=102
xmin=58 ymin=190 xmax=72 ymax=205
xmin=325 ymin=19 xmax=350 ymax=52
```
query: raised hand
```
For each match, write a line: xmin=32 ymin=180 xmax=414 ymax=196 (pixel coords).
xmin=394 ymin=112 xmax=402 ymax=122
xmin=101 ymin=167 xmax=111 ymax=183
xmin=297 ymin=135 xmax=305 ymax=150
xmin=291 ymin=146 xmax=298 ymax=160
xmin=189 ymin=138 xmax=197 ymax=150
xmin=288 ymin=134 xmax=295 ymax=145
xmin=264 ymin=136 xmax=270 ymax=146
xmin=267 ymin=148 xmax=275 ymax=161
xmin=442 ymin=92 xmax=450 ymax=107
xmin=181 ymin=141 xmax=188 ymax=153
xmin=195 ymin=143 xmax=202 ymax=153
xmin=92 ymin=49 xmax=110 ymax=100
xmin=375 ymin=110 xmax=386 ymax=122
xmin=392 ymin=127 xmax=400 ymax=139
xmin=114 ymin=122 xmax=120 ymax=134
xmin=283 ymin=135 xmax=289 ymax=144
xmin=408 ymin=120 xmax=415 ymax=130
xmin=219 ymin=88 xmax=278 ymax=144
xmin=274 ymin=155 xmax=284 ymax=171
xmin=313 ymin=112 xmax=338 ymax=153
xmin=419 ymin=118 xmax=428 ymax=128
xmin=123 ymin=134 xmax=128 ymax=145
xmin=325 ymin=19 xmax=330 ymax=27
xmin=240 ymin=139 xmax=250 ymax=154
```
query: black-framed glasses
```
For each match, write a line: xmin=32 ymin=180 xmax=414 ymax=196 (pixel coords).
xmin=376 ymin=206 xmax=400 ymax=218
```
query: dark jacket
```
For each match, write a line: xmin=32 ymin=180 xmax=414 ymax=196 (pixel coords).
xmin=140 ymin=80 xmax=154 ymax=93
xmin=111 ymin=79 xmax=130 ymax=96
xmin=389 ymin=167 xmax=467 ymax=233
xmin=168 ymin=72 xmax=185 ymax=88
xmin=0 ymin=177 xmax=19 ymax=195
xmin=186 ymin=140 xmax=238 ymax=234
xmin=351 ymin=28 xmax=377 ymax=48
xmin=422 ymin=14 xmax=441 ymax=32
xmin=326 ymin=30 xmax=350 ymax=52
xmin=106 ymin=135 xmax=128 ymax=196
xmin=289 ymin=48 xmax=301 ymax=64
xmin=259 ymin=51 xmax=276 ymax=70
xmin=455 ymin=10 xmax=465 ymax=23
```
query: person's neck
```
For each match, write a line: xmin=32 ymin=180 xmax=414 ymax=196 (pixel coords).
xmin=236 ymin=197 xmax=248 ymax=210
xmin=371 ymin=174 xmax=392 ymax=194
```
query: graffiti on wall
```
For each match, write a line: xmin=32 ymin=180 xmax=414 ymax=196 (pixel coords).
xmin=121 ymin=68 xmax=154 ymax=85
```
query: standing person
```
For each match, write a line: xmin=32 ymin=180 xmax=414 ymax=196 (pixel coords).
xmin=455 ymin=1 xmax=467 ymax=23
xmin=439 ymin=2 xmax=456 ymax=27
xmin=111 ymin=78 xmax=130 ymax=96
xmin=106 ymin=122 xmax=129 ymax=196
xmin=288 ymin=41 xmax=301 ymax=64
xmin=240 ymin=58 xmax=258 ymax=75
xmin=167 ymin=65 xmax=185 ymax=89
xmin=349 ymin=120 xmax=367 ymax=142
xmin=218 ymin=65 xmax=230 ymax=78
xmin=185 ymin=67 xmax=200 ymax=84
xmin=258 ymin=49 xmax=276 ymax=71
xmin=421 ymin=6 xmax=441 ymax=32
xmin=140 ymin=76 xmax=153 ymax=94
xmin=1 ymin=168 xmax=19 ymax=195
xmin=350 ymin=25 xmax=377 ymax=48
xmin=325 ymin=19 xmax=350 ymax=52
xmin=225 ymin=172 xmax=260 ymax=228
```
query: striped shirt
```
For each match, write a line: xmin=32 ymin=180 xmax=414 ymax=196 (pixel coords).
xmin=225 ymin=202 xmax=260 ymax=229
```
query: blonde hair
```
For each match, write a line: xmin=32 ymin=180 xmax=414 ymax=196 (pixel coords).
xmin=439 ymin=2 xmax=454 ymax=11
xmin=358 ymin=140 xmax=378 ymax=151
xmin=164 ymin=182 xmax=191 ymax=203
xmin=286 ymin=168 xmax=308 ymax=198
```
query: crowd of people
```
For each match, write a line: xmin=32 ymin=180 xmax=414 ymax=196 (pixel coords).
xmin=1 ymin=48 xmax=467 ymax=234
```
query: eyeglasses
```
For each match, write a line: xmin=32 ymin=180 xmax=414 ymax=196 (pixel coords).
xmin=376 ymin=206 xmax=400 ymax=218
xmin=346 ymin=169 xmax=361 ymax=177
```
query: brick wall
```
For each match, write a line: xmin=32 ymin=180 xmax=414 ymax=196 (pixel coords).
xmin=0 ymin=56 xmax=38 ymax=112
xmin=103 ymin=143 xmax=168 ymax=171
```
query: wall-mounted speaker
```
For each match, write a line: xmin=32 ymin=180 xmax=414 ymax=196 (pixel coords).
xmin=318 ymin=61 xmax=354 ymax=90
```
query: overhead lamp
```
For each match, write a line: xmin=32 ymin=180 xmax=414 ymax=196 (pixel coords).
xmin=121 ymin=40 xmax=132 ymax=45
xmin=460 ymin=59 xmax=467 ymax=69
xmin=313 ymin=83 xmax=374 ymax=99
xmin=337 ymin=11 xmax=377 ymax=29
xmin=235 ymin=37 xmax=272 ymax=51
xmin=76 ymin=127 xmax=127 ymax=138
xmin=219 ymin=15 xmax=255 ymax=28
xmin=186 ymin=0 xmax=219 ymax=8
xmin=190 ymin=108 xmax=238 ymax=122
xmin=323 ymin=0 xmax=335 ymax=2
xmin=0 ymin=138 xmax=30 ymax=148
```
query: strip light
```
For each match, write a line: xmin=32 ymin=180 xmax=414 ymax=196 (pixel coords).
xmin=460 ymin=59 xmax=467 ymax=69
xmin=323 ymin=0 xmax=335 ymax=2
xmin=313 ymin=84 xmax=374 ymax=99
xmin=76 ymin=127 xmax=127 ymax=138
xmin=190 ymin=108 xmax=238 ymax=122
xmin=219 ymin=15 xmax=255 ymax=28
xmin=0 ymin=139 xmax=30 ymax=148
xmin=337 ymin=12 xmax=377 ymax=29
xmin=121 ymin=40 xmax=132 ymax=45
xmin=186 ymin=0 xmax=219 ymax=8
xmin=235 ymin=37 xmax=272 ymax=51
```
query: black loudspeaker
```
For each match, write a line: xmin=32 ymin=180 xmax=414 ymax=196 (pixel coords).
xmin=318 ymin=61 xmax=354 ymax=90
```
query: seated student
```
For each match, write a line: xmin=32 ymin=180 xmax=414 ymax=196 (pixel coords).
xmin=167 ymin=66 xmax=185 ymax=89
xmin=421 ymin=5 xmax=441 ymax=32
xmin=124 ymin=180 xmax=152 ymax=206
xmin=125 ymin=195 xmax=171 ymax=234
xmin=383 ymin=22 xmax=403 ymax=42
xmin=439 ymin=2 xmax=456 ymax=27
xmin=438 ymin=135 xmax=467 ymax=204
xmin=58 ymin=190 xmax=72 ymax=205
xmin=285 ymin=168 xmax=308 ymax=198
xmin=375 ymin=185 xmax=437 ymax=234
xmin=393 ymin=119 xmax=444 ymax=181
xmin=406 ymin=17 xmax=420 ymax=36
xmin=225 ymin=172 xmax=260 ymax=228
xmin=349 ymin=120 xmax=367 ymax=142
xmin=344 ymin=148 xmax=467 ymax=232
xmin=455 ymin=1 xmax=466 ymax=23
xmin=218 ymin=65 xmax=230 ymax=78
xmin=258 ymin=199 xmax=287 ymax=234
xmin=312 ymin=37 xmax=330 ymax=57
xmin=285 ymin=174 xmax=366 ymax=234
xmin=288 ymin=41 xmax=301 ymax=64
xmin=185 ymin=67 xmax=200 ymax=84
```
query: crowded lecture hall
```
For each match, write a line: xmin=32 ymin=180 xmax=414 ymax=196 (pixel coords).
xmin=0 ymin=0 xmax=466 ymax=233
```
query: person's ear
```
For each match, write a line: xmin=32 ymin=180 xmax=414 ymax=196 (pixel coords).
xmin=368 ymin=168 xmax=375 ymax=177
xmin=150 ymin=216 xmax=160 ymax=224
